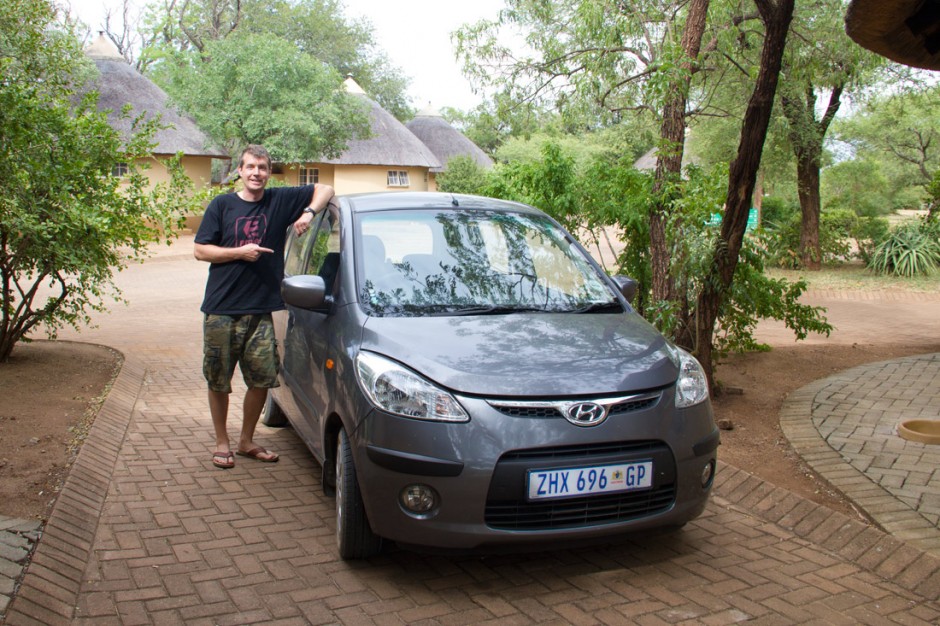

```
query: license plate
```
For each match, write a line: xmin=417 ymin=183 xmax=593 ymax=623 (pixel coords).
xmin=527 ymin=461 xmax=653 ymax=501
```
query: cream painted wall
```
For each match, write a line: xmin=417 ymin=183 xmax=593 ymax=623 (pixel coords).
xmin=273 ymin=163 xmax=432 ymax=195
xmin=276 ymin=163 xmax=336 ymax=187
xmin=133 ymin=155 xmax=217 ymax=190
xmin=331 ymin=165 xmax=431 ymax=193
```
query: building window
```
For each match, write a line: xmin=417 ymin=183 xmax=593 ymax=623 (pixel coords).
xmin=387 ymin=170 xmax=410 ymax=187
xmin=300 ymin=166 xmax=319 ymax=185
xmin=111 ymin=162 xmax=129 ymax=177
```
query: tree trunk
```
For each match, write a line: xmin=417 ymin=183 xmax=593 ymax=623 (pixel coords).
xmin=782 ymin=85 xmax=844 ymax=271
xmin=649 ymin=0 xmax=710 ymax=309
xmin=692 ymin=0 xmax=795 ymax=389
xmin=797 ymin=155 xmax=822 ymax=269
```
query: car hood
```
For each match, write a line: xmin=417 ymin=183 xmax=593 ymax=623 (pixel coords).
xmin=360 ymin=312 xmax=678 ymax=396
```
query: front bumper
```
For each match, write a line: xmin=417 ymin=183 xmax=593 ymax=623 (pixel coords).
xmin=351 ymin=391 xmax=718 ymax=550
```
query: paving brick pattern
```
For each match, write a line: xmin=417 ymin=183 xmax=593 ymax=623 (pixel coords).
xmin=0 ymin=518 xmax=41 ymax=618
xmin=781 ymin=354 xmax=940 ymax=556
xmin=4 ymin=240 xmax=940 ymax=624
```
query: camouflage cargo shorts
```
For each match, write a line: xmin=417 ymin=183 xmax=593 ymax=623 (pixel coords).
xmin=203 ymin=313 xmax=280 ymax=393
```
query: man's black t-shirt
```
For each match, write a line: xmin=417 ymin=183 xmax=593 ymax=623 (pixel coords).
xmin=195 ymin=186 xmax=314 ymax=314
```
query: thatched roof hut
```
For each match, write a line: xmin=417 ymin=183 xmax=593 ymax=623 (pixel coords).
xmin=84 ymin=34 xmax=227 ymax=158
xmin=322 ymin=78 xmax=440 ymax=168
xmin=845 ymin=0 xmax=940 ymax=70
xmin=405 ymin=108 xmax=493 ymax=173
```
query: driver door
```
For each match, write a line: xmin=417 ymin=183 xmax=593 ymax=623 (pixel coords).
xmin=279 ymin=209 xmax=341 ymax=457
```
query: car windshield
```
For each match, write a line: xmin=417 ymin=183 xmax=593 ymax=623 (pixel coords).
xmin=357 ymin=209 xmax=618 ymax=317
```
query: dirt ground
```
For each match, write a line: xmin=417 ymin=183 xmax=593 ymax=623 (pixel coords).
xmin=0 ymin=294 xmax=937 ymax=524
xmin=0 ymin=341 xmax=122 ymax=520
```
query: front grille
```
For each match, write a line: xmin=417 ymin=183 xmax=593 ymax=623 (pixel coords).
xmin=485 ymin=440 xmax=678 ymax=531
xmin=488 ymin=392 xmax=660 ymax=420
xmin=486 ymin=484 xmax=676 ymax=530
xmin=608 ymin=397 xmax=658 ymax=415
xmin=497 ymin=405 xmax=559 ymax=418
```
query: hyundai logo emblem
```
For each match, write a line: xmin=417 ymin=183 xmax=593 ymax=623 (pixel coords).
xmin=565 ymin=402 xmax=607 ymax=426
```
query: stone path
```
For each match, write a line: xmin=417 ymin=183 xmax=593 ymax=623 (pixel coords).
xmin=0 ymin=518 xmax=40 ymax=618
xmin=782 ymin=353 xmax=940 ymax=555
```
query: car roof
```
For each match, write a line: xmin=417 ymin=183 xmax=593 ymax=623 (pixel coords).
xmin=340 ymin=192 xmax=541 ymax=215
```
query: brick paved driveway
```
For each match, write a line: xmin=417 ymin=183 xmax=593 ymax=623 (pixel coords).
xmin=6 ymin=244 xmax=940 ymax=625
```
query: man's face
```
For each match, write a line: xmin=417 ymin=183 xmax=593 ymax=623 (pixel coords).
xmin=238 ymin=153 xmax=271 ymax=194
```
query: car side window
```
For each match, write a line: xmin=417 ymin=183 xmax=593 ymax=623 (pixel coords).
xmin=304 ymin=208 xmax=341 ymax=292
xmin=284 ymin=212 xmax=326 ymax=277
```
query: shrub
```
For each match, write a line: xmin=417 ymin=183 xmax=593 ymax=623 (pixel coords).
xmin=766 ymin=210 xmax=854 ymax=268
xmin=853 ymin=216 xmax=891 ymax=264
xmin=868 ymin=221 xmax=940 ymax=277
xmin=437 ymin=155 xmax=490 ymax=195
xmin=760 ymin=196 xmax=799 ymax=229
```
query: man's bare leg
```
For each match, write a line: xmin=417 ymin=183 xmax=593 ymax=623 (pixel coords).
xmin=208 ymin=390 xmax=231 ymax=451
xmin=208 ymin=390 xmax=235 ymax=467
xmin=237 ymin=387 xmax=278 ymax=461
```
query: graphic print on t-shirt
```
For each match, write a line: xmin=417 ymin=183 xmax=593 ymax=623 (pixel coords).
xmin=236 ymin=214 xmax=268 ymax=246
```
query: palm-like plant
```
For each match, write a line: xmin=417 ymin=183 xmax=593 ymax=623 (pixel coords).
xmin=868 ymin=222 xmax=940 ymax=277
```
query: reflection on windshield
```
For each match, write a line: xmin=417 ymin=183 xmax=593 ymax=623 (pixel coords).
xmin=358 ymin=210 xmax=619 ymax=317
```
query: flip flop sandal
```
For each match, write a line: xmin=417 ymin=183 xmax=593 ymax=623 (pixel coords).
xmin=212 ymin=451 xmax=235 ymax=469
xmin=236 ymin=447 xmax=279 ymax=463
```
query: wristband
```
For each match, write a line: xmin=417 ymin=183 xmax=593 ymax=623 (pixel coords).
xmin=303 ymin=206 xmax=316 ymax=215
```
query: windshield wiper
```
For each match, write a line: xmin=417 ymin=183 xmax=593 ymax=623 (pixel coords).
xmin=429 ymin=305 xmax=547 ymax=317
xmin=568 ymin=301 xmax=623 ymax=314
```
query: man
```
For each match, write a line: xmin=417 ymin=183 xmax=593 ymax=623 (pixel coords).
xmin=194 ymin=145 xmax=334 ymax=469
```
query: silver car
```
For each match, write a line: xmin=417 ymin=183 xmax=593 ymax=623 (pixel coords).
xmin=265 ymin=192 xmax=718 ymax=558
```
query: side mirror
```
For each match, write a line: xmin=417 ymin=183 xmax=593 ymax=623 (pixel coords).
xmin=281 ymin=275 xmax=331 ymax=311
xmin=611 ymin=275 xmax=638 ymax=304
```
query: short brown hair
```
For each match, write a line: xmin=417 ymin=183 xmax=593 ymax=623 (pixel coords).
xmin=239 ymin=145 xmax=272 ymax=169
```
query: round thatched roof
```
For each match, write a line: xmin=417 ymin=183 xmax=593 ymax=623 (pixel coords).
xmin=322 ymin=78 xmax=441 ymax=168
xmin=845 ymin=0 xmax=940 ymax=70
xmin=405 ymin=108 xmax=494 ymax=173
xmin=84 ymin=35 xmax=228 ymax=158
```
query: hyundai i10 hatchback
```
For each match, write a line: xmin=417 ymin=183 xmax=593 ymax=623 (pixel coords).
xmin=265 ymin=192 xmax=718 ymax=558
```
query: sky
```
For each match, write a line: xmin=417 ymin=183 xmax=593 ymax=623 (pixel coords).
xmin=64 ymin=0 xmax=508 ymax=112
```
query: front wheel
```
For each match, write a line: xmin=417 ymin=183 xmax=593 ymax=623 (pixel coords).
xmin=335 ymin=428 xmax=382 ymax=558
xmin=261 ymin=394 xmax=288 ymax=427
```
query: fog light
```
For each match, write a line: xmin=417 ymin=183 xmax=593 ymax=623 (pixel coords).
xmin=701 ymin=461 xmax=715 ymax=488
xmin=400 ymin=484 xmax=438 ymax=517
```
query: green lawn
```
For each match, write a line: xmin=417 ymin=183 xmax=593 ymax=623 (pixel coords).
xmin=767 ymin=263 xmax=940 ymax=293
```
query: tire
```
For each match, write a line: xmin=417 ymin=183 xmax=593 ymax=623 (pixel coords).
xmin=335 ymin=428 xmax=382 ymax=558
xmin=261 ymin=394 xmax=288 ymax=427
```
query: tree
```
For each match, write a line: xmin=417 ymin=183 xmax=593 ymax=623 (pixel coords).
xmin=776 ymin=0 xmax=886 ymax=270
xmin=648 ymin=0 xmax=709 ymax=322
xmin=834 ymin=84 xmax=940 ymax=211
xmin=140 ymin=0 xmax=413 ymax=120
xmin=0 ymin=0 xmax=199 ymax=362
xmin=822 ymin=159 xmax=894 ymax=217
xmin=691 ymin=0 xmax=796 ymax=384
xmin=928 ymin=169 xmax=940 ymax=222
xmin=436 ymin=155 xmax=490 ymax=195
xmin=441 ymin=92 xmax=547 ymax=155
xmin=152 ymin=30 xmax=370 ymax=162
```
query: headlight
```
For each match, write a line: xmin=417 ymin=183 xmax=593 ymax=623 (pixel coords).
xmin=668 ymin=345 xmax=709 ymax=408
xmin=356 ymin=351 xmax=469 ymax=422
